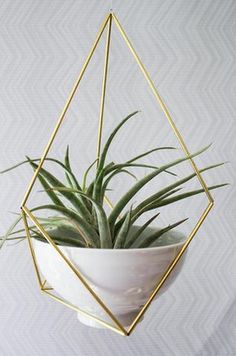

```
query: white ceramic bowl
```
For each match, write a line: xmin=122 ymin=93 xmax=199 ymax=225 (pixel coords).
xmin=33 ymin=226 xmax=187 ymax=328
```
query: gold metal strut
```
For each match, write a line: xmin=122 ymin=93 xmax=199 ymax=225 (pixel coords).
xmin=21 ymin=11 xmax=214 ymax=336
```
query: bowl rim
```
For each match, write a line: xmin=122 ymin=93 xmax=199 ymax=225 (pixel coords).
xmin=33 ymin=229 xmax=187 ymax=253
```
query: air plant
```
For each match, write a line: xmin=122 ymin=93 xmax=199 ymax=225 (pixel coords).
xmin=0 ymin=111 xmax=228 ymax=249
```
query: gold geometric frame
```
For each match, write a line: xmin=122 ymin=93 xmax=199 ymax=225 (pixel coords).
xmin=20 ymin=12 xmax=214 ymax=336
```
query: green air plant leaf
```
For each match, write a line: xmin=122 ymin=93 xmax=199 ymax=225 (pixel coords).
xmin=0 ymin=215 xmax=88 ymax=248
xmin=132 ymin=218 xmax=188 ymax=249
xmin=0 ymin=110 xmax=228 ymax=250
xmin=126 ymin=146 xmax=177 ymax=176
xmin=81 ymin=195 xmax=112 ymax=249
xmin=87 ymin=162 xmax=115 ymax=199
xmin=86 ymin=146 xmax=177 ymax=199
xmin=130 ymin=162 xmax=225 ymax=222
xmin=93 ymin=167 xmax=137 ymax=204
xmin=124 ymin=212 xmax=160 ymax=249
xmin=0 ymin=156 xmax=82 ymax=191
xmin=2 ymin=224 xmax=86 ymax=248
xmin=91 ymin=147 xmax=178 ymax=206
xmin=100 ymin=169 xmax=137 ymax=202
xmin=113 ymin=206 xmax=133 ymax=249
xmin=1 ymin=222 xmax=60 ymax=239
xmin=97 ymin=111 xmax=140 ymax=173
xmin=46 ymin=188 xmax=112 ymax=249
xmin=108 ymin=144 xmax=212 ymax=233
xmin=27 ymin=158 xmax=93 ymax=222
xmin=101 ymin=145 xmax=180 ymax=180
xmin=63 ymin=146 xmax=92 ymax=211
xmin=31 ymin=205 xmax=99 ymax=248
xmin=0 ymin=215 xmax=23 ymax=250
xmin=93 ymin=111 xmax=139 ymax=203
xmin=32 ymin=233 xmax=85 ymax=247
xmin=104 ymin=162 xmax=175 ymax=175
xmin=64 ymin=145 xmax=74 ymax=188
xmin=64 ymin=145 xmax=71 ymax=171
xmin=127 ymin=147 xmax=176 ymax=163
xmin=82 ymin=159 xmax=98 ymax=192
xmin=149 ymin=183 xmax=229 ymax=209
xmin=32 ymin=223 xmax=86 ymax=247
xmin=29 ymin=162 xmax=65 ymax=207
xmin=76 ymin=192 xmax=112 ymax=248
xmin=3 ymin=237 xmax=26 ymax=245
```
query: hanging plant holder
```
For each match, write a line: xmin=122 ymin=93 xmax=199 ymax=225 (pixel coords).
xmin=20 ymin=12 xmax=214 ymax=336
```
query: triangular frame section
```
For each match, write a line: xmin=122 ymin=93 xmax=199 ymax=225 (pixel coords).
xmin=21 ymin=12 xmax=214 ymax=336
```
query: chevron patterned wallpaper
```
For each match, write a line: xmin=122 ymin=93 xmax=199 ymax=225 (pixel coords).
xmin=0 ymin=0 xmax=235 ymax=355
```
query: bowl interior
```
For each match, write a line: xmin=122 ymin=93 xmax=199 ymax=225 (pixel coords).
xmin=33 ymin=224 xmax=187 ymax=250
xmin=127 ymin=225 xmax=186 ymax=249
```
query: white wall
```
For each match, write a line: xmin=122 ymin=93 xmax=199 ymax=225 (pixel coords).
xmin=0 ymin=1 xmax=235 ymax=355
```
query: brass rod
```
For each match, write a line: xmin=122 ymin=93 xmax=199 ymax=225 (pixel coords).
xmin=23 ymin=206 xmax=127 ymax=334
xmin=112 ymin=13 xmax=214 ymax=204
xmin=127 ymin=201 xmax=213 ymax=334
xmin=21 ymin=210 xmax=43 ymax=289
xmin=41 ymin=280 xmax=47 ymax=289
xmin=41 ymin=280 xmax=53 ymax=291
xmin=42 ymin=289 xmax=126 ymax=336
xmin=104 ymin=195 xmax=123 ymax=220
xmin=104 ymin=195 xmax=114 ymax=209
xmin=21 ymin=13 xmax=111 ymax=207
xmin=43 ymin=287 xmax=54 ymax=291
xmin=20 ymin=12 xmax=216 ymax=336
xmin=96 ymin=14 xmax=112 ymax=164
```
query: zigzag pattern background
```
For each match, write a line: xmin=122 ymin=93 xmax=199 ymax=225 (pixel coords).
xmin=0 ymin=0 xmax=235 ymax=355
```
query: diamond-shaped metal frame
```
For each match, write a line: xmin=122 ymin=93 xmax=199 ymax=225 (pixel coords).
xmin=21 ymin=12 xmax=214 ymax=336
